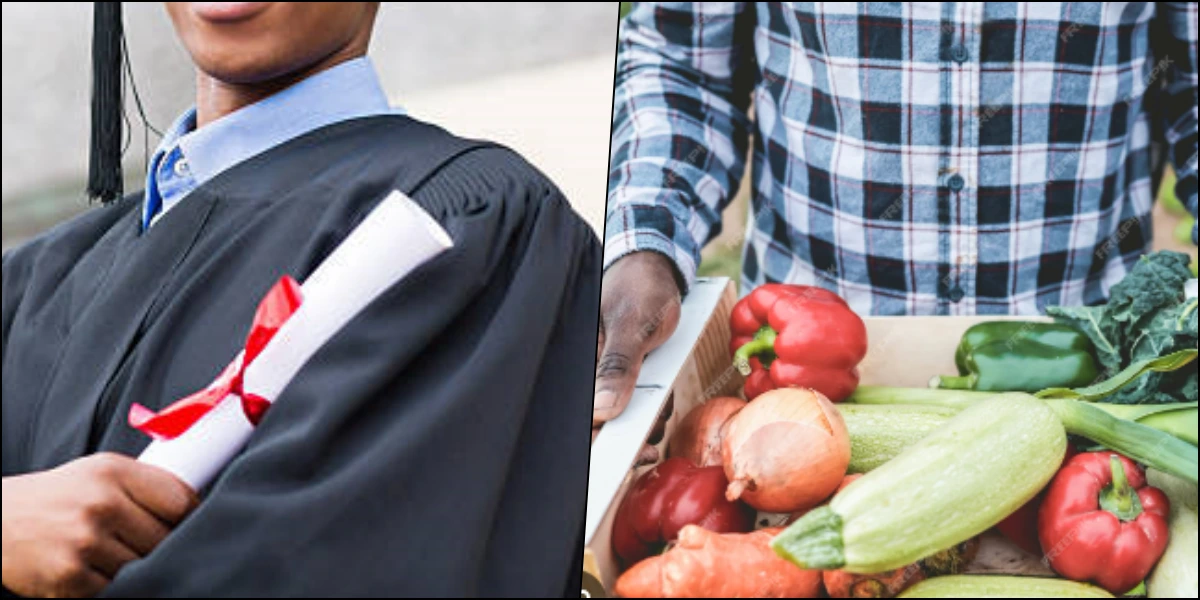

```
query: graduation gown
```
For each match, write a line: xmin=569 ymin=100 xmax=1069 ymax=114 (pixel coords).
xmin=1 ymin=115 xmax=599 ymax=597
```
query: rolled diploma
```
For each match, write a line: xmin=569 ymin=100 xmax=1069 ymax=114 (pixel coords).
xmin=138 ymin=191 xmax=454 ymax=490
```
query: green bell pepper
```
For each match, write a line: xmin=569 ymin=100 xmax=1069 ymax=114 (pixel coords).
xmin=935 ymin=321 xmax=1099 ymax=392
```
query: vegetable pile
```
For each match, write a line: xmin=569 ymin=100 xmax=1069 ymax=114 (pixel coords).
xmin=610 ymin=264 xmax=1198 ymax=598
xmin=775 ymin=394 xmax=1067 ymax=573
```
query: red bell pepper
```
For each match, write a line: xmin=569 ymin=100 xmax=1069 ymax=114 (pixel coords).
xmin=1038 ymin=452 xmax=1171 ymax=595
xmin=729 ymin=284 xmax=868 ymax=401
xmin=610 ymin=457 xmax=755 ymax=566
xmin=995 ymin=443 xmax=1079 ymax=555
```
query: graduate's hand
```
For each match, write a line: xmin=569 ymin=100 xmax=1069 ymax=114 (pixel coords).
xmin=593 ymin=252 xmax=682 ymax=431
xmin=1 ymin=453 xmax=198 ymax=598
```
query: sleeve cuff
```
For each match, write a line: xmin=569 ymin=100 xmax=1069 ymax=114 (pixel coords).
xmin=602 ymin=210 xmax=699 ymax=294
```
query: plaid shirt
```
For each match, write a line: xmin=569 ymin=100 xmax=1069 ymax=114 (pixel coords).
xmin=606 ymin=2 xmax=1199 ymax=315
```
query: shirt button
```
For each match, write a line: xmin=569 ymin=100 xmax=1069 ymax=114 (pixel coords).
xmin=948 ymin=285 xmax=965 ymax=303
xmin=174 ymin=158 xmax=191 ymax=177
xmin=947 ymin=174 xmax=965 ymax=191
xmin=950 ymin=44 xmax=969 ymax=63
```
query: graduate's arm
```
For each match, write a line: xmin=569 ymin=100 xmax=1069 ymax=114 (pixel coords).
xmin=97 ymin=149 xmax=598 ymax=597
xmin=595 ymin=2 xmax=756 ymax=428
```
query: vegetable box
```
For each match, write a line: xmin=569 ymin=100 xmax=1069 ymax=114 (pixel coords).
xmin=582 ymin=277 xmax=1061 ymax=597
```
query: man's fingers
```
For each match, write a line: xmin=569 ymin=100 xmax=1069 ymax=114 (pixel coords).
xmin=81 ymin=533 xmax=140 ymax=579
xmin=64 ymin=568 xmax=110 ymax=598
xmin=108 ymin=493 xmax=173 ymax=557
xmin=112 ymin=458 xmax=198 ymax=526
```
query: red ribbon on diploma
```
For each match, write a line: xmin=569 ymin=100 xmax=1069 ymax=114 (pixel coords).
xmin=128 ymin=276 xmax=304 ymax=440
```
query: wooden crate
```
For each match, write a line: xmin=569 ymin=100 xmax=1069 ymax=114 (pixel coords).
xmin=584 ymin=278 xmax=743 ymax=596
xmin=581 ymin=278 xmax=1055 ymax=596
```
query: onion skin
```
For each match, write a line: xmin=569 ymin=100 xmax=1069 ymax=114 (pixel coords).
xmin=722 ymin=388 xmax=851 ymax=513
xmin=668 ymin=397 xmax=746 ymax=467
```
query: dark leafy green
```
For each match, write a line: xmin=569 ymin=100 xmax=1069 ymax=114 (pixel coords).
xmin=1047 ymin=252 xmax=1198 ymax=404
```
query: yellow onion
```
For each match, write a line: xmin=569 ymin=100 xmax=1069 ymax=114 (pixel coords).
xmin=722 ymin=388 xmax=850 ymax=513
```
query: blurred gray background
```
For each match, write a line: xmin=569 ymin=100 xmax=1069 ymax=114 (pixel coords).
xmin=3 ymin=2 xmax=618 ymax=249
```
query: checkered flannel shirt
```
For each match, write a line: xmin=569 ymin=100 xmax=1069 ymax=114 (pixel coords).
xmin=606 ymin=2 xmax=1199 ymax=315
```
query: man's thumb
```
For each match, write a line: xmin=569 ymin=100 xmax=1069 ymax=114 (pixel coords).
xmin=593 ymin=333 xmax=646 ymax=426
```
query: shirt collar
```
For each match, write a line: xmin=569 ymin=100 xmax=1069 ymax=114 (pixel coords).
xmin=173 ymin=56 xmax=401 ymax=186
xmin=143 ymin=56 xmax=402 ymax=229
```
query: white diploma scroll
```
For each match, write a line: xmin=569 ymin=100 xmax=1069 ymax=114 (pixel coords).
xmin=138 ymin=191 xmax=454 ymax=490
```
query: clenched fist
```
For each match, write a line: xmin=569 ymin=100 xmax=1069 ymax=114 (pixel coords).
xmin=2 ymin=453 xmax=197 ymax=598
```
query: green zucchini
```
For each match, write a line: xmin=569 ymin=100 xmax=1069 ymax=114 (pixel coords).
xmin=773 ymin=394 xmax=1066 ymax=573
xmin=836 ymin=404 xmax=956 ymax=473
xmin=897 ymin=575 xmax=1114 ymax=598
xmin=849 ymin=386 xmax=1198 ymax=484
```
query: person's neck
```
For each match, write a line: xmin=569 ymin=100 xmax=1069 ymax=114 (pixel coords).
xmin=194 ymin=51 xmax=366 ymax=128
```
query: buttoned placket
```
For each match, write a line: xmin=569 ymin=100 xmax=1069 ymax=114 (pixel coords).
xmin=943 ymin=2 xmax=983 ymax=315
xmin=147 ymin=146 xmax=196 ymax=229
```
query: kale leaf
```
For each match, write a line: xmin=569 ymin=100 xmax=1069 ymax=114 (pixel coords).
xmin=1047 ymin=251 xmax=1198 ymax=404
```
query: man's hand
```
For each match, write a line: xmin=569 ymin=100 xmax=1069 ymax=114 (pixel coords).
xmin=593 ymin=252 xmax=683 ymax=431
xmin=2 ymin=453 xmax=198 ymax=598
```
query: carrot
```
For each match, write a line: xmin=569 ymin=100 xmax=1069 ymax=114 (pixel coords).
xmin=614 ymin=526 xmax=822 ymax=598
xmin=822 ymin=536 xmax=981 ymax=598
xmin=823 ymin=566 xmax=924 ymax=598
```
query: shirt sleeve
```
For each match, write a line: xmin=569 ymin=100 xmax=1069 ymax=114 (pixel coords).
xmin=1155 ymin=2 xmax=1199 ymax=244
xmin=605 ymin=2 xmax=757 ymax=291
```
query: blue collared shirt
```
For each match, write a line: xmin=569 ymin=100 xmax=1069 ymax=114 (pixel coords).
xmin=142 ymin=56 xmax=403 ymax=230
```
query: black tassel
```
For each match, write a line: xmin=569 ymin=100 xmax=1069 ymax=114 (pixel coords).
xmin=87 ymin=2 xmax=124 ymax=204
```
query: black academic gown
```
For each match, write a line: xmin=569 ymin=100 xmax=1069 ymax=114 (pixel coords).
xmin=1 ymin=116 xmax=598 ymax=597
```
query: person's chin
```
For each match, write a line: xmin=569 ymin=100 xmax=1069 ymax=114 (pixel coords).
xmin=195 ymin=53 xmax=300 ymax=87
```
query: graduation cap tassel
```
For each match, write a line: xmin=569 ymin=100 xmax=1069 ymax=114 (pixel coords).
xmin=87 ymin=2 xmax=124 ymax=204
